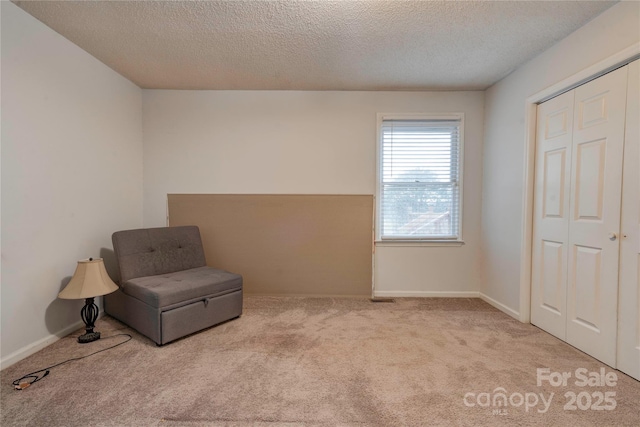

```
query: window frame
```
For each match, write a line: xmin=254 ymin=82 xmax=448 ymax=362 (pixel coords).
xmin=375 ymin=113 xmax=465 ymax=246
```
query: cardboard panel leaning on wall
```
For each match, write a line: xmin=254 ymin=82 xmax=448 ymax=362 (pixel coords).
xmin=168 ymin=194 xmax=373 ymax=296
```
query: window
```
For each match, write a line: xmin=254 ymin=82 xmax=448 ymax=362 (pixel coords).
xmin=376 ymin=114 xmax=463 ymax=242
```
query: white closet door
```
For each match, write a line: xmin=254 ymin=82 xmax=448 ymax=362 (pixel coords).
xmin=617 ymin=59 xmax=640 ymax=380
xmin=531 ymin=91 xmax=575 ymax=340
xmin=565 ymin=66 xmax=628 ymax=367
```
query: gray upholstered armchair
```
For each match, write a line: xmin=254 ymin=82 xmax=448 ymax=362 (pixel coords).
xmin=105 ymin=226 xmax=243 ymax=345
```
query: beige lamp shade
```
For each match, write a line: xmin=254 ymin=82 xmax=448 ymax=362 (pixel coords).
xmin=58 ymin=258 xmax=119 ymax=299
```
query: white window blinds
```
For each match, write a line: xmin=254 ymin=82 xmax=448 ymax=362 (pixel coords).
xmin=379 ymin=116 xmax=463 ymax=240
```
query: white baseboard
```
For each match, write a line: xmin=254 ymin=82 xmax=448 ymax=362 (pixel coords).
xmin=373 ymin=290 xmax=480 ymax=298
xmin=373 ymin=291 xmax=522 ymax=321
xmin=479 ymin=292 xmax=520 ymax=320
xmin=0 ymin=315 xmax=99 ymax=371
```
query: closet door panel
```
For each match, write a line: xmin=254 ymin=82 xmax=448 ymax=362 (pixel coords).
xmin=617 ymin=59 xmax=640 ymax=380
xmin=531 ymin=90 xmax=574 ymax=340
xmin=566 ymin=66 xmax=628 ymax=367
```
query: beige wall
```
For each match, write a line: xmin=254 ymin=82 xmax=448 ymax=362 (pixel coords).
xmin=143 ymin=90 xmax=485 ymax=296
xmin=480 ymin=1 xmax=640 ymax=316
xmin=1 ymin=2 xmax=143 ymax=366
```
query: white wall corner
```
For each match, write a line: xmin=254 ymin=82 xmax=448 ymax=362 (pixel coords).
xmin=480 ymin=293 xmax=520 ymax=320
xmin=1 ymin=1 xmax=143 ymax=365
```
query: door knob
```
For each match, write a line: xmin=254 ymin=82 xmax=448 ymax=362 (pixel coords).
xmin=608 ymin=232 xmax=617 ymax=241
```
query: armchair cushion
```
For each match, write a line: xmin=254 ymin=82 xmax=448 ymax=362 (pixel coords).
xmin=122 ymin=266 xmax=242 ymax=309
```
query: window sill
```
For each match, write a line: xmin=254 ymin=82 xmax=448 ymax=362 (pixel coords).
xmin=375 ymin=240 xmax=465 ymax=247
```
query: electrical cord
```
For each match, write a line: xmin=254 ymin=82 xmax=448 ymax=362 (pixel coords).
xmin=12 ymin=333 xmax=132 ymax=390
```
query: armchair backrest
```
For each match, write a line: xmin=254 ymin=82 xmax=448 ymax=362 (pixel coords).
xmin=112 ymin=226 xmax=207 ymax=284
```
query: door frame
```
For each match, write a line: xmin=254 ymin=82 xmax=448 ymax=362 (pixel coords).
xmin=519 ymin=43 xmax=640 ymax=323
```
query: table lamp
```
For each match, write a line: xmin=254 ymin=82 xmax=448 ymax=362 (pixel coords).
xmin=58 ymin=258 xmax=119 ymax=343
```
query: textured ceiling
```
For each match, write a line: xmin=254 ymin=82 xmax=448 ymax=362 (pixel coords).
xmin=13 ymin=0 xmax=616 ymax=90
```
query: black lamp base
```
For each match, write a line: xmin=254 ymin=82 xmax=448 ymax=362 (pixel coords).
xmin=79 ymin=297 xmax=101 ymax=344
xmin=78 ymin=331 xmax=101 ymax=343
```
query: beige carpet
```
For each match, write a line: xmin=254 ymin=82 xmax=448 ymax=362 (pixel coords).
xmin=1 ymin=297 xmax=639 ymax=426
